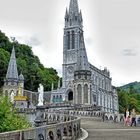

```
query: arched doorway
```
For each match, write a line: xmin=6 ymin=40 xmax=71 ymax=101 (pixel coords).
xmin=68 ymin=91 xmax=73 ymax=101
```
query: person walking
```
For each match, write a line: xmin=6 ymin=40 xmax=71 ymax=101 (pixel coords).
xmin=130 ymin=108 xmax=136 ymax=127
xmin=124 ymin=108 xmax=130 ymax=126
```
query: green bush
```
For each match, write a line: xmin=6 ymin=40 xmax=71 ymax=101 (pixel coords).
xmin=0 ymin=96 xmax=30 ymax=133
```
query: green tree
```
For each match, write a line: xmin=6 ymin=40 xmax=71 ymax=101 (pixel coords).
xmin=117 ymin=88 xmax=140 ymax=113
xmin=0 ymin=96 xmax=30 ymax=132
xmin=0 ymin=30 xmax=60 ymax=91
xmin=0 ymin=48 xmax=10 ymax=86
xmin=128 ymin=85 xmax=137 ymax=94
xmin=117 ymin=89 xmax=129 ymax=113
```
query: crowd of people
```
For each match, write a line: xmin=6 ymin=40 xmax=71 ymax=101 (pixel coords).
xmin=124 ymin=108 xmax=137 ymax=127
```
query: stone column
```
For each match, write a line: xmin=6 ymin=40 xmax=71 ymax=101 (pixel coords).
xmin=98 ymin=92 xmax=100 ymax=106
xmin=81 ymin=84 xmax=84 ymax=104
xmin=75 ymin=85 xmax=78 ymax=104
xmin=34 ymin=106 xmax=47 ymax=127
xmin=111 ymin=96 xmax=113 ymax=112
xmin=88 ymin=84 xmax=91 ymax=104
xmin=102 ymin=92 xmax=104 ymax=107
xmin=105 ymin=94 xmax=107 ymax=109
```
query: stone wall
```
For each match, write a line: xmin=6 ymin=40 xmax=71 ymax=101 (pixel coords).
xmin=0 ymin=114 xmax=81 ymax=140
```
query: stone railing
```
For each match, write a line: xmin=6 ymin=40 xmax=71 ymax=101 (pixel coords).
xmin=0 ymin=114 xmax=81 ymax=140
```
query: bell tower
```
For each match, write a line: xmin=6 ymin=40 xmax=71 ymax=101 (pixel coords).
xmin=62 ymin=0 xmax=84 ymax=88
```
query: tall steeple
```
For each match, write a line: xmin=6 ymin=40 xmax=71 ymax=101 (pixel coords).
xmin=62 ymin=0 xmax=86 ymax=88
xmin=69 ymin=0 xmax=79 ymax=15
xmin=65 ymin=0 xmax=83 ymax=27
xmin=5 ymin=46 xmax=18 ymax=86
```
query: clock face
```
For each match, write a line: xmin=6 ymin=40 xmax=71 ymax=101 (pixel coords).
xmin=67 ymin=66 xmax=74 ymax=74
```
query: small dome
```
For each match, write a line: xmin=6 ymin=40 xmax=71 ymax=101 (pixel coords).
xmin=18 ymin=73 xmax=24 ymax=81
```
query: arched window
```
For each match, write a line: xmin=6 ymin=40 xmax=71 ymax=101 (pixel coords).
xmin=67 ymin=31 xmax=70 ymax=50
xmin=77 ymin=84 xmax=82 ymax=104
xmin=48 ymin=131 xmax=54 ymax=140
xmin=57 ymin=129 xmax=61 ymax=140
xmin=100 ymin=94 xmax=102 ymax=106
xmin=72 ymin=30 xmax=75 ymax=49
xmin=68 ymin=91 xmax=73 ymax=101
xmin=93 ymin=94 xmax=96 ymax=102
xmin=84 ymin=84 xmax=88 ymax=103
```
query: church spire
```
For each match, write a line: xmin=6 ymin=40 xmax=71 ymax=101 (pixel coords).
xmin=5 ymin=46 xmax=18 ymax=85
xmin=65 ymin=8 xmax=68 ymax=19
xmin=69 ymin=0 xmax=79 ymax=16
xmin=65 ymin=0 xmax=82 ymax=27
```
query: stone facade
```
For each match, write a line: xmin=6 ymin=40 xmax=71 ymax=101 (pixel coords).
xmin=51 ymin=0 xmax=118 ymax=113
xmin=0 ymin=112 xmax=81 ymax=140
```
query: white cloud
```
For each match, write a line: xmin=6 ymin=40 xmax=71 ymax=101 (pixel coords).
xmin=122 ymin=49 xmax=137 ymax=56
xmin=1 ymin=0 xmax=140 ymax=87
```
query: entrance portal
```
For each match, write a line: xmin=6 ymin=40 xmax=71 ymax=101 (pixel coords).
xmin=68 ymin=91 xmax=73 ymax=101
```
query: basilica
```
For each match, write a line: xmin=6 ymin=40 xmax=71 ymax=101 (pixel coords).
xmin=50 ymin=0 xmax=118 ymax=113
xmin=3 ymin=0 xmax=118 ymax=113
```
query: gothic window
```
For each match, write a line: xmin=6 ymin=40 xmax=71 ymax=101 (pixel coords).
xmin=57 ymin=129 xmax=62 ymax=140
xmin=67 ymin=31 xmax=70 ymax=50
xmin=68 ymin=91 xmax=73 ymax=101
xmin=63 ymin=128 xmax=67 ymax=136
xmin=93 ymin=94 xmax=96 ymax=102
xmin=72 ymin=30 xmax=75 ymax=49
xmin=77 ymin=84 xmax=82 ymax=104
xmin=100 ymin=94 xmax=102 ymax=106
xmin=84 ymin=84 xmax=88 ymax=103
xmin=95 ymin=76 xmax=97 ymax=85
xmin=99 ymin=78 xmax=101 ymax=87
xmin=69 ymin=126 xmax=72 ymax=136
xmin=48 ymin=131 xmax=54 ymax=140
xmin=70 ymin=19 xmax=72 ymax=26
xmin=102 ymin=80 xmax=104 ymax=89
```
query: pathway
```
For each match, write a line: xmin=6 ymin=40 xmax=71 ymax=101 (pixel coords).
xmin=81 ymin=117 xmax=140 ymax=140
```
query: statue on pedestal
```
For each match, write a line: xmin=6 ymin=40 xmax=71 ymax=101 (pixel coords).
xmin=38 ymin=83 xmax=44 ymax=106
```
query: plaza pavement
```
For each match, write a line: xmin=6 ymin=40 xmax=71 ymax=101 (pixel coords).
xmin=81 ymin=117 xmax=140 ymax=140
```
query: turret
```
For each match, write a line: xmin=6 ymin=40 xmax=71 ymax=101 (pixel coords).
xmin=18 ymin=73 xmax=24 ymax=96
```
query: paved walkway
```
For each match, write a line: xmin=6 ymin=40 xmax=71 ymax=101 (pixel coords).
xmin=81 ymin=117 xmax=140 ymax=140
